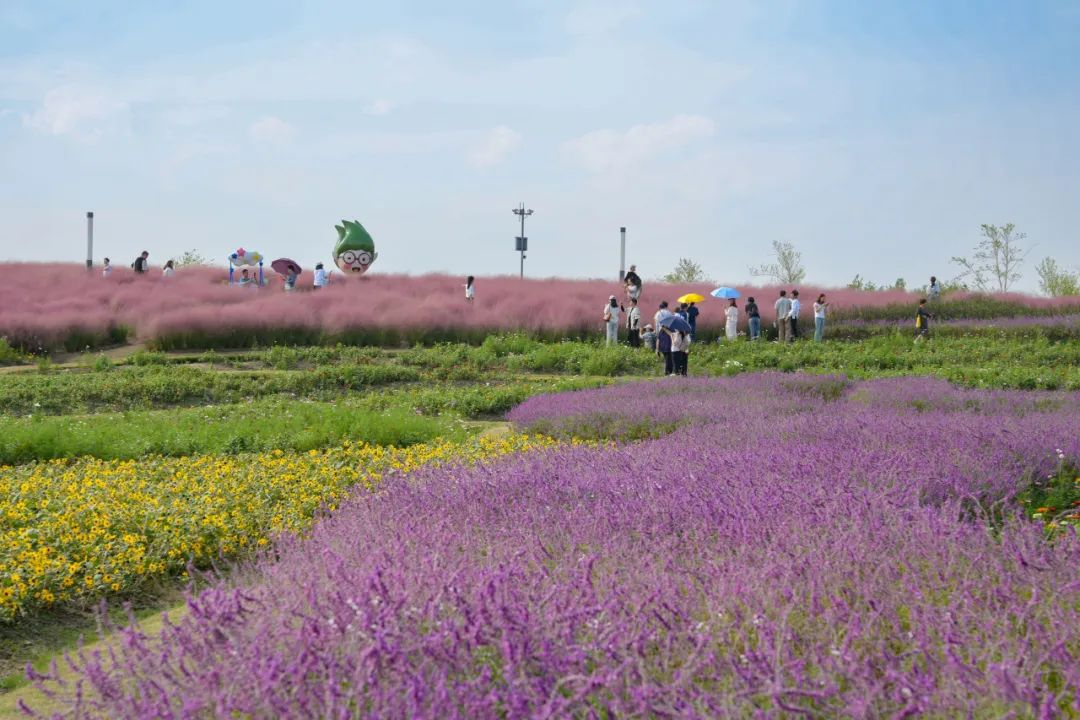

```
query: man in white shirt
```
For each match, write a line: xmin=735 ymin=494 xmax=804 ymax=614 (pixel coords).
xmin=774 ymin=290 xmax=790 ymax=343
xmin=313 ymin=263 xmax=329 ymax=289
xmin=788 ymin=290 xmax=801 ymax=341
xmin=626 ymin=297 xmax=641 ymax=347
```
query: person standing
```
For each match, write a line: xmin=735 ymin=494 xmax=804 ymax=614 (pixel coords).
xmin=788 ymin=290 xmax=801 ymax=341
xmin=313 ymin=263 xmax=329 ymax=289
xmin=102 ymin=258 xmax=112 ymax=277
xmin=724 ymin=299 xmax=739 ymax=341
xmin=745 ymin=296 xmax=760 ymax=341
xmin=774 ymin=290 xmax=791 ymax=343
xmin=686 ymin=302 xmax=700 ymax=340
xmin=654 ymin=301 xmax=672 ymax=330
xmin=928 ymin=276 xmax=941 ymax=302
xmin=915 ymin=298 xmax=934 ymax=342
xmin=603 ymin=295 xmax=621 ymax=345
xmin=624 ymin=264 xmax=642 ymax=301
xmin=671 ymin=329 xmax=690 ymax=376
xmin=676 ymin=303 xmax=689 ymax=322
xmin=626 ymin=297 xmax=641 ymax=347
xmin=132 ymin=251 xmax=149 ymax=274
xmin=813 ymin=294 xmax=829 ymax=342
xmin=657 ymin=324 xmax=674 ymax=375
xmin=162 ymin=259 xmax=175 ymax=278
xmin=465 ymin=275 xmax=475 ymax=302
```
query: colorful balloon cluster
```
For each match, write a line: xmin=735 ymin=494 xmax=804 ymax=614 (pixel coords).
xmin=229 ymin=248 xmax=264 ymax=267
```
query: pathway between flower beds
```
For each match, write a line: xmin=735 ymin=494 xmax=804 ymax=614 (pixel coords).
xmin=21 ymin=374 xmax=1080 ymax=718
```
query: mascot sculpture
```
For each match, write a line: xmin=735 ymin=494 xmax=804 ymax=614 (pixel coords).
xmin=333 ymin=220 xmax=377 ymax=275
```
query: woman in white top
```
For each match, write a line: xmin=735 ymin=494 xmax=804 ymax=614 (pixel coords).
xmin=313 ymin=263 xmax=329 ymax=289
xmin=162 ymin=260 xmax=175 ymax=278
xmin=465 ymin=275 xmax=475 ymax=301
xmin=813 ymin=294 xmax=829 ymax=342
xmin=725 ymin=299 xmax=739 ymax=341
xmin=102 ymin=258 xmax=112 ymax=277
xmin=603 ymin=295 xmax=621 ymax=345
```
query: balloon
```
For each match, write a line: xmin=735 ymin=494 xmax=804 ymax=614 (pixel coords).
xmin=333 ymin=220 xmax=377 ymax=276
xmin=230 ymin=249 xmax=263 ymax=267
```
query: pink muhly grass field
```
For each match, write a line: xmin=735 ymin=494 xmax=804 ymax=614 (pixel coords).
xmin=0 ymin=263 xmax=1073 ymax=350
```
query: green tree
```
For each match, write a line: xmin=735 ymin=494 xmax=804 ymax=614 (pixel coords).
xmin=750 ymin=240 xmax=806 ymax=285
xmin=951 ymin=223 xmax=1029 ymax=292
xmin=662 ymin=258 xmax=711 ymax=283
xmin=174 ymin=249 xmax=210 ymax=268
xmin=1035 ymin=257 xmax=1080 ymax=297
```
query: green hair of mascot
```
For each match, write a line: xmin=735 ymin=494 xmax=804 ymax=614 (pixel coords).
xmin=333 ymin=220 xmax=378 ymax=275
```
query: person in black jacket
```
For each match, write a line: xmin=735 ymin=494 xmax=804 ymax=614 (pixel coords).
xmin=132 ymin=251 xmax=149 ymax=273
xmin=624 ymin=265 xmax=642 ymax=301
xmin=745 ymin=296 xmax=761 ymax=340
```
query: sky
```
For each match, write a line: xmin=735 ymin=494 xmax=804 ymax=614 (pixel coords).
xmin=1 ymin=0 xmax=1078 ymax=291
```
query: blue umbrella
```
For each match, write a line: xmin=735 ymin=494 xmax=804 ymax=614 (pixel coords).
xmin=711 ymin=287 xmax=741 ymax=299
xmin=659 ymin=314 xmax=692 ymax=334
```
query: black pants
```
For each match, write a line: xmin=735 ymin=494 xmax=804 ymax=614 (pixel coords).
xmin=788 ymin=317 xmax=799 ymax=340
xmin=661 ymin=351 xmax=673 ymax=375
xmin=627 ymin=329 xmax=640 ymax=347
xmin=672 ymin=351 xmax=688 ymax=375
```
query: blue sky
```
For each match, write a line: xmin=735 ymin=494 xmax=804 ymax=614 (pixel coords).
xmin=1 ymin=0 xmax=1077 ymax=290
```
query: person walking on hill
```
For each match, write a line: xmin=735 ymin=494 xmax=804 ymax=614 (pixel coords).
xmin=788 ymin=290 xmax=801 ymax=341
xmin=313 ymin=263 xmax=329 ymax=289
xmin=132 ymin=251 xmax=149 ymax=274
xmin=745 ymin=296 xmax=760 ymax=341
xmin=928 ymin=276 xmax=941 ymax=302
xmin=102 ymin=258 xmax=112 ymax=277
xmin=626 ymin=297 xmax=641 ymax=347
xmin=162 ymin=260 xmax=175 ymax=278
xmin=603 ymin=295 xmax=621 ymax=345
xmin=465 ymin=276 xmax=475 ymax=302
xmin=813 ymin=294 xmax=829 ymax=342
xmin=774 ymin=290 xmax=791 ymax=343
xmin=724 ymin=299 xmax=739 ymax=341
xmin=915 ymin=298 xmax=934 ymax=342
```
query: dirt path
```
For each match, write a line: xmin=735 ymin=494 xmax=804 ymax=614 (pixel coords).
xmin=0 ymin=602 xmax=188 ymax=719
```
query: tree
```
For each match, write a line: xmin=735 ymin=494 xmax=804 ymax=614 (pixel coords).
xmin=951 ymin=223 xmax=1029 ymax=292
xmin=1035 ymin=257 xmax=1080 ymax=297
xmin=174 ymin=249 xmax=210 ymax=267
xmin=750 ymin=240 xmax=806 ymax=285
xmin=662 ymin=258 xmax=710 ymax=283
xmin=890 ymin=278 xmax=907 ymax=291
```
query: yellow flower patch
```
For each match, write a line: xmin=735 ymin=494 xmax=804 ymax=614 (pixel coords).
xmin=0 ymin=434 xmax=556 ymax=621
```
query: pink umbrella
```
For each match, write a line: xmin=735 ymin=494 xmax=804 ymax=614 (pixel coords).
xmin=271 ymin=258 xmax=302 ymax=277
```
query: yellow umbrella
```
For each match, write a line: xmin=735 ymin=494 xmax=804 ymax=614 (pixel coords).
xmin=677 ymin=293 xmax=706 ymax=304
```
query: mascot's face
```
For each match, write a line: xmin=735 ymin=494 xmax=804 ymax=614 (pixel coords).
xmin=333 ymin=220 xmax=377 ymax=275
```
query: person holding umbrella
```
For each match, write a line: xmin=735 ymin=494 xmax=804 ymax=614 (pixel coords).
xmin=678 ymin=293 xmax=704 ymax=339
xmin=271 ymin=258 xmax=303 ymax=292
xmin=724 ymin=299 xmax=739 ymax=341
xmin=658 ymin=313 xmax=692 ymax=376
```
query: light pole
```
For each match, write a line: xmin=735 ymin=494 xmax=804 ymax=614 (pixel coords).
xmin=512 ymin=203 xmax=533 ymax=278
xmin=86 ymin=211 xmax=94 ymax=270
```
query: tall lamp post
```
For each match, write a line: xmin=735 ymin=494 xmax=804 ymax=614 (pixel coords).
xmin=512 ymin=203 xmax=533 ymax=278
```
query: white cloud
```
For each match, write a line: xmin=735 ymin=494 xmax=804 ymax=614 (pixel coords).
xmin=467 ymin=125 xmax=521 ymax=167
xmin=566 ymin=1 xmax=641 ymax=37
xmin=364 ymin=98 xmax=395 ymax=116
xmin=22 ymin=85 xmax=128 ymax=139
xmin=248 ymin=116 xmax=295 ymax=146
xmin=562 ymin=114 xmax=715 ymax=173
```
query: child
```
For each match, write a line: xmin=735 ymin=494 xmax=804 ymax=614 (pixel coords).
xmin=915 ymin=298 xmax=933 ymax=342
xmin=239 ymin=268 xmax=251 ymax=285
xmin=465 ymin=275 xmax=475 ymax=301
xmin=640 ymin=324 xmax=657 ymax=351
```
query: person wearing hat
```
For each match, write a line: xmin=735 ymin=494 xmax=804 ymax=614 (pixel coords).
xmin=640 ymin=323 xmax=657 ymax=351
xmin=603 ymin=295 xmax=621 ymax=345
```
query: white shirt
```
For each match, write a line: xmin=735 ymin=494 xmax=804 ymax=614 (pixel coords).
xmin=725 ymin=306 xmax=738 ymax=323
xmin=814 ymin=302 xmax=826 ymax=319
xmin=465 ymin=283 xmax=475 ymax=299
xmin=604 ymin=303 xmax=620 ymax=325
xmin=102 ymin=265 xmax=112 ymax=277
xmin=790 ymin=298 xmax=801 ymax=319
xmin=314 ymin=268 xmax=329 ymax=287
xmin=163 ymin=266 xmax=175 ymax=278
xmin=627 ymin=306 xmax=641 ymax=329
xmin=654 ymin=308 xmax=673 ymax=328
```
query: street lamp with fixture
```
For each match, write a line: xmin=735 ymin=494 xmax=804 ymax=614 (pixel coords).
xmin=512 ymin=203 xmax=533 ymax=278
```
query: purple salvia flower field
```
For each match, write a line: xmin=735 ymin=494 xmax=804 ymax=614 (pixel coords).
xmin=28 ymin=375 xmax=1080 ymax=718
